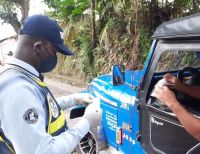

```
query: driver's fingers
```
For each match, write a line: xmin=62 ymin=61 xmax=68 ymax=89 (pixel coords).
xmin=164 ymin=73 xmax=175 ymax=83
xmin=152 ymin=86 xmax=162 ymax=97
xmin=164 ymin=73 xmax=173 ymax=79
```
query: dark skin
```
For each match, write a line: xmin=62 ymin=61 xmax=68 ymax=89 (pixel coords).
xmin=13 ymin=34 xmax=57 ymax=72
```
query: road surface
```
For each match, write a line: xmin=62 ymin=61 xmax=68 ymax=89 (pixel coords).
xmin=45 ymin=77 xmax=86 ymax=97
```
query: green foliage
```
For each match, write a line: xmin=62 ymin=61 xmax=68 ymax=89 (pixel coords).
xmin=139 ymin=27 xmax=151 ymax=65
xmin=43 ymin=0 xmax=89 ymax=22
xmin=156 ymin=51 xmax=200 ymax=72
xmin=77 ymin=33 xmax=94 ymax=81
xmin=0 ymin=0 xmax=18 ymax=22
xmin=182 ymin=52 xmax=199 ymax=67
xmin=44 ymin=0 xmax=200 ymax=83
xmin=5 ymin=0 xmax=200 ymax=84
xmin=0 ymin=0 xmax=29 ymax=32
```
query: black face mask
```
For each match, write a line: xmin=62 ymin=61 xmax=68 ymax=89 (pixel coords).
xmin=38 ymin=44 xmax=57 ymax=73
xmin=38 ymin=56 xmax=57 ymax=73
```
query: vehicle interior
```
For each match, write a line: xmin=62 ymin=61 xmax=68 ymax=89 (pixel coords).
xmin=139 ymin=13 xmax=200 ymax=154
xmin=143 ymin=49 xmax=200 ymax=154
xmin=147 ymin=50 xmax=200 ymax=116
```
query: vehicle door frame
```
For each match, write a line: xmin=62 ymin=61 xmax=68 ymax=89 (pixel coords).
xmin=138 ymin=39 xmax=200 ymax=154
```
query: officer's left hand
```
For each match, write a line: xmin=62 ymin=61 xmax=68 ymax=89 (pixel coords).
xmin=67 ymin=93 xmax=92 ymax=106
xmin=83 ymin=98 xmax=102 ymax=128
xmin=74 ymin=93 xmax=92 ymax=106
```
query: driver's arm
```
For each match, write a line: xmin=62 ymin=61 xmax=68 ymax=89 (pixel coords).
xmin=177 ymin=84 xmax=200 ymax=100
xmin=171 ymin=100 xmax=200 ymax=140
xmin=152 ymin=86 xmax=200 ymax=141
xmin=164 ymin=73 xmax=200 ymax=99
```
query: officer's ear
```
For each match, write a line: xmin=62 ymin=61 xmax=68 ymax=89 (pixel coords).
xmin=33 ymin=41 xmax=43 ymax=55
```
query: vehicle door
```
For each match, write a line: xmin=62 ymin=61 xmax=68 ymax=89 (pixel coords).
xmin=139 ymin=40 xmax=200 ymax=154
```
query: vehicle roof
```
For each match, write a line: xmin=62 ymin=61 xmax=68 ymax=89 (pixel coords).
xmin=152 ymin=13 xmax=200 ymax=39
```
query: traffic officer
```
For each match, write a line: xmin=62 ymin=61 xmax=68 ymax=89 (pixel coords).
xmin=0 ymin=15 xmax=102 ymax=154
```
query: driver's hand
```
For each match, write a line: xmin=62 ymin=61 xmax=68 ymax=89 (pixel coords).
xmin=151 ymin=86 xmax=178 ymax=108
xmin=164 ymin=73 xmax=182 ymax=90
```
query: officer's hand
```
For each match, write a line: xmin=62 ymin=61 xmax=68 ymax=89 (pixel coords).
xmin=73 ymin=93 xmax=92 ymax=106
xmin=64 ymin=93 xmax=92 ymax=107
xmin=83 ymin=99 xmax=102 ymax=128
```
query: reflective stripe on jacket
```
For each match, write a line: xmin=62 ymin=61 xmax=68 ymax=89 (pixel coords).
xmin=0 ymin=67 xmax=67 ymax=153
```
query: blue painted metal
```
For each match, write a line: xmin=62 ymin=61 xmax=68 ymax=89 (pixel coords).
xmin=142 ymin=39 xmax=157 ymax=75
xmin=84 ymin=41 xmax=157 ymax=153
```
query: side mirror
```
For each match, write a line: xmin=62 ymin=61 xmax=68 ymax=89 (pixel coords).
xmin=112 ymin=64 xmax=125 ymax=86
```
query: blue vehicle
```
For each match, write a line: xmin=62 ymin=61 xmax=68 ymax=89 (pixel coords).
xmin=74 ymin=13 xmax=200 ymax=154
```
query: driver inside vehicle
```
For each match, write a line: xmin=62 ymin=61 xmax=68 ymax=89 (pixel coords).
xmin=152 ymin=73 xmax=200 ymax=141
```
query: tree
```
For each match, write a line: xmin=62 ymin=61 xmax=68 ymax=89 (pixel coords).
xmin=0 ymin=0 xmax=30 ymax=33
xmin=43 ymin=0 xmax=200 ymax=80
xmin=91 ymin=0 xmax=97 ymax=48
xmin=44 ymin=0 xmax=89 ymax=22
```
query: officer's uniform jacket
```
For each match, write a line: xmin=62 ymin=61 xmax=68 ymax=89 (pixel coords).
xmin=0 ymin=57 xmax=90 ymax=154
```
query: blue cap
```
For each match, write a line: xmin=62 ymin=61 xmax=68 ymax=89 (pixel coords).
xmin=20 ymin=15 xmax=73 ymax=55
xmin=196 ymin=52 xmax=200 ymax=59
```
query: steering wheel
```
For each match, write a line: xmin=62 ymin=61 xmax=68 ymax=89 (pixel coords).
xmin=177 ymin=67 xmax=200 ymax=84
xmin=176 ymin=67 xmax=200 ymax=111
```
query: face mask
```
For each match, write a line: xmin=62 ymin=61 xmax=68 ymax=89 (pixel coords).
xmin=39 ymin=56 xmax=57 ymax=73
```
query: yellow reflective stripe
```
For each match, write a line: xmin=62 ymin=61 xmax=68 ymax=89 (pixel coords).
xmin=47 ymin=100 xmax=53 ymax=134
xmin=29 ymin=76 xmax=66 ymax=135
xmin=0 ymin=136 xmax=15 ymax=154
xmin=32 ymin=78 xmax=47 ymax=87
xmin=48 ymin=111 xmax=66 ymax=134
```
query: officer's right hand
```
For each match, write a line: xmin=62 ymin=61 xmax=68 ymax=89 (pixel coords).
xmin=83 ymin=99 xmax=102 ymax=128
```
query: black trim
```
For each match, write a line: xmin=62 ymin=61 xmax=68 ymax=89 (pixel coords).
xmin=152 ymin=13 xmax=200 ymax=39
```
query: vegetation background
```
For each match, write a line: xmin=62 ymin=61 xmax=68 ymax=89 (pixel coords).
xmin=1 ymin=0 xmax=200 ymax=85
